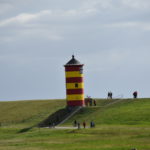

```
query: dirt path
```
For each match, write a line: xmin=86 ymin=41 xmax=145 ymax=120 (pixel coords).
xmin=45 ymin=126 xmax=90 ymax=129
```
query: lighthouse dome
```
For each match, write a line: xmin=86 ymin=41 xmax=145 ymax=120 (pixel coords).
xmin=66 ymin=55 xmax=81 ymax=65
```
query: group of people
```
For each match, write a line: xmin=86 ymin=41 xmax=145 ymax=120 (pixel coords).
xmin=107 ymin=91 xmax=138 ymax=99
xmin=74 ymin=120 xmax=95 ymax=129
xmin=85 ymin=96 xmax=96 ymax=106
xmin=107 ymin=91 xmax=113 ymax=99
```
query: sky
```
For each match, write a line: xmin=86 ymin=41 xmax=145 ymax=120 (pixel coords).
xmin=0 ymin=0 xmax=150 ymax=101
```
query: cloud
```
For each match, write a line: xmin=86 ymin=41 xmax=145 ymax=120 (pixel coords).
xmin=81 ymin=0 xmax=150 ymax=12
xmin=0 ymin=6 xmax=100 ymax=42
xmin=106 ymin=21 xmax=150 ymax=31
xmin=121 ymin=0 xmax=150 ymax=9
xmin=81 ymin=48 xmax=130 ymax=73
xmin=81 ymin=0 xmax=112 ymax=10
xmin=0 ymin=6 xmax=99 ymax=28
xmin=0 ymin=10 xmax=52 ymax=27
xmin=1 ymin=0 xmax=150 ymax=100
xmin=0 ymin=3 xmax=13 ymax=15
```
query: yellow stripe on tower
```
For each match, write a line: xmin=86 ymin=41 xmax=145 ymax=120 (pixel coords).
xmin=66 ymin=83 xmax=84 ymax=89
xmin=66 ymin=71 xmax=83 ymax=78
xmin=67 ymin=94 xmax=84 ymax=101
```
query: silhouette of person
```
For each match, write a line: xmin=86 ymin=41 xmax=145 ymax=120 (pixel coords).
xmin=83 ymin=121 xmax=86 ymax=128
xmin=110 ymin=92 xmax=113 ymax=99
xmin=77 ymin=122 xmax=80 ymax=129
xmin=107 ymin=92 xmax=110 ymax=99
xmin=93 ymin=100 xmax=96 ymax=106
xmin=90 ymin=121 xmax=95 ymax=128
xmin=133 ymin=91 xmax=138 ymax=98
xmin=74 ymin=120 xmax=77 ymax=127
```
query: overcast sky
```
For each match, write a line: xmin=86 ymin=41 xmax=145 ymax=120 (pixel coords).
xmin=0 ymin=0 xmax=150 ymax=101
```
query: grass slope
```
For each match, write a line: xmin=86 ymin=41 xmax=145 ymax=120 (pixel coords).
xmin=0 ymin=99 xmax=66 ymax=127
xmin=0 ymin=98 xmax=150 ymax=127
xmin=0 ymin=126 xmax=150 ymax=150
xmin=0 ymin=98 xmax=150 ymax=150
xmin=65 ymin=98 xmax=150 ymax=126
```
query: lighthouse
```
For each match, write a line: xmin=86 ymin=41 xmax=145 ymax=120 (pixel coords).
xmin=64 ymin=55 xmax=85 ymax=107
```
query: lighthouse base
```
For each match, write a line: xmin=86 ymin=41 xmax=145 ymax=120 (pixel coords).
xmin=67 ymin=100 xmax=85 ymax=107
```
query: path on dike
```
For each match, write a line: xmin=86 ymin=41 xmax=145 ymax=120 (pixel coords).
xmin=46 ymin=126 xmax=90 ymax=129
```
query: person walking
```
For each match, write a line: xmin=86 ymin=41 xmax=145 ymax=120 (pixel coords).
xmin=93 ymin=99 xmax=96 ymax=106
xmin=90 ymin=121 xmax=95 ymax=128
xmin=89 ymin=97 xmax=92 ymax=106
xmin=107 ymin=91 xmax=112 ymax=99
xmin=110 ymin=92 xmax=113 ymax=99
xmin=83 ymin=121 xmax=86 ymax=128
xmin=74 ymin=120 xmax=77 ymax=127
xmin=133 ymin=91 xmax=138 ymax=98
xmin=107 ymin=92 xmax=110 ymax=99
xmin=77 ymin=122 xmax=80 ymax=129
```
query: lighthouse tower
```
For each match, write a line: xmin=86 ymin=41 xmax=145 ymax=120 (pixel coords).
xmin=64 ymin=55 xmax=85 ymax=107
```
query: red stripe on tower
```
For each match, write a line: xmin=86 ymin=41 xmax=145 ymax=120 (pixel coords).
xmin=66 ymin=77 xmax=83 ymax=83
xmin=66 ymin=89 xmax=84 ymax=95
xmin=67 ymin=100 xmax=85 ymax=106
xmin=65 ymin=66 xmax=80 ymax=71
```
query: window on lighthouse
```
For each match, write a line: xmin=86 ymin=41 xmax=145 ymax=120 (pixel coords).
xmin=80 ymin=67 xmax=83 ymax=74
xmin=75 ymin=83 xmax=78 ymax=88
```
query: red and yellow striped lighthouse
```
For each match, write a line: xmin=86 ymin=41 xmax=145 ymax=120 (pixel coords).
xmin=64 ymin=55 xmax=85 ymax=107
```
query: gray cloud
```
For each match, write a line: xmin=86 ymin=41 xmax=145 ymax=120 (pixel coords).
xmin=0 ymin=0 xmax=150 ymax=100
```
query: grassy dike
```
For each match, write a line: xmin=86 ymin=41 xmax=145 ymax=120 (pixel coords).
xmin=64 ymin=98 xmax=150 ymax=126
xmin=0 ymin=98 xmax=150 ymax=150
xmin=0 ymin=99 xmax=66 ymax=127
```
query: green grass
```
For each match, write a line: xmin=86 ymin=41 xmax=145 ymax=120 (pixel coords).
xmin=0 ymin=126 xmax=150 ymax=150
xmin=0 ymin=99 xmax=66 ymax=127
xmin=0 ymin=98 xmax=150 ymax=150
xmin=64 ymin=98 xmax=150 ymax=126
